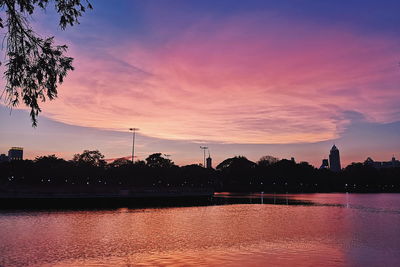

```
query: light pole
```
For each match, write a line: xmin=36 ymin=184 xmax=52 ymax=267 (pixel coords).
xmin=129 ymin=128 xmax=139 ymax=163
xmin=200 ymin=146 xmax=208 ymax=167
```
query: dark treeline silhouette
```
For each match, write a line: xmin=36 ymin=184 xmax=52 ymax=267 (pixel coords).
xmin=0 ymin=151 xmax=399 ymax=193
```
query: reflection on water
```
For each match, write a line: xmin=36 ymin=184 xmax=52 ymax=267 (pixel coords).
xmin=214 ymin=192 xmax=312 ymax=206
xmin=216 ymin=192 xmax=400 ymax=214
xmin=0 ymin=194 xmax=400 ymax=266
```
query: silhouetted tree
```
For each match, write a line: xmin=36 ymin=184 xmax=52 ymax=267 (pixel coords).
xmin=109 ymin=157 xmax=132 ymax=168
xmin=73 ymin=150 xmax=106 ymax=167
xmin=133 ymin=160 xmax=146 ymax=168
xmin=32 ymin=155 xmax=70 ymax=184
xmin=0 ymin=0 xmax=92 ymax=126
xmin=35 ymin=154 xmax=65 ymax=164
xmin=1 ymin=151 xmax=399 ymax=193
xmin=257 ymin=155 xmax=279 ymax=167
xmin=216 ymin=156 xmax=256 ymax=171
xmin=180 ymin=164 xmax=215 ymax=187
xmin=145 ymin=153 xmax=175 ymax=168
xmin=216 ymin=156 xmax=256 ymax=190
xmin=343 ymin=162 xmax=379 ymax=189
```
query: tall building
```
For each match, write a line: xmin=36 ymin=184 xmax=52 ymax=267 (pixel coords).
xmin=319 ymin=159 xmax=329 ymax=169
xmin=329 ymin=145 xmax=341 ymax=172
xmin=206 ymin=156 xmax=212 ymax=169
xmin=8 ymin=147 xmax=23 ymax=161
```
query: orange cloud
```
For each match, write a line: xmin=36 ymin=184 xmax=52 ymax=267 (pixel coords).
xmin=39 ymin=16 xmax=400 ymax=144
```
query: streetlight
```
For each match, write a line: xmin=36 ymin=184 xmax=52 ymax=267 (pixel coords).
xmin=129 ymin=128 xmax=139 ymax=163
xmin=200 ymin=146 xmax=208 ymax=167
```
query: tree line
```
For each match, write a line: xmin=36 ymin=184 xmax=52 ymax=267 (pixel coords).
xmin=0 ymin=150 xmax=399 ymax=193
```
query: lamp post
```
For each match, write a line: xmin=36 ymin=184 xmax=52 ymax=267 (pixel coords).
xmin=129 ymin=128 xmax=139 ymax=163
xmin=200 ymin=146 xmax=208 ymax=168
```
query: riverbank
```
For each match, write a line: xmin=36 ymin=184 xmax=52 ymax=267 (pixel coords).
xmin=0 ymin=186 xmax=214 ymax=208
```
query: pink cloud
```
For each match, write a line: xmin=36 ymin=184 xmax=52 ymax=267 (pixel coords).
xmin=37 ymin=15 xmax=400 ymax=144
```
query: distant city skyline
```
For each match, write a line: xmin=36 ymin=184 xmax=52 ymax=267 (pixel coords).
xmin=1 ymin=0 xmax=400 ymax=167
xmin=0 ymin=125 xmax=398 ymax=169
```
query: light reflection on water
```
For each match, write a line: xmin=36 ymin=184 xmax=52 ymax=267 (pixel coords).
xmin=0 ymin=194 xmax=399 ymax=266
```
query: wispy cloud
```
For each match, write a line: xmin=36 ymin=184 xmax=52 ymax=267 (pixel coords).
xmin=32 ymin=12 xmax=400 ymax=144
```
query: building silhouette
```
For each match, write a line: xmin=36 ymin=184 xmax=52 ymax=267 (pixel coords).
xmin=319 ymin=159 xmax=329 ymax=169
xmin=329 ymin=145 xmax=341 ymax=172
xmin=206 ymin=156 xmax=212 ymax=169
xmin=8 ymin=147 xmax=23 ymax=161
xmin=392 ymin=156 xmax=400 ymax=168
xmin=364 ymin=156 xmax=400 ymax=169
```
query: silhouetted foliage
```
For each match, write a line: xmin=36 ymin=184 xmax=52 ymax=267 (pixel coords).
xmin=257 ymin=155 xmax=279 ymax=167
xmin=0 ymin=151 xmax=399 ymax=193
xmin=73 ymin=150 xmax=106 ymax=167
xmin=109 ymin=157 xmax=132 ymax=168
xmin=216 ymin=156 xmax=256 ymax=171
xmin=145 ymin=153 xmax=175 ymax=168
xmin=0 ymin=0 xmax=92 ymax=126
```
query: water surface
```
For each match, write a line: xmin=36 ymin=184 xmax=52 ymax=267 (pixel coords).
xmin=0 ymin=193 xmax=399 ymax=266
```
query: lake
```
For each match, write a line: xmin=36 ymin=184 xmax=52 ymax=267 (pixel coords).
xmin=0 ymin=193 xmax=399 ymax=266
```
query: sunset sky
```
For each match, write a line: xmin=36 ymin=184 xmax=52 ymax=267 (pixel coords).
xmin=1 ymin=0 xmax=400 ymax=167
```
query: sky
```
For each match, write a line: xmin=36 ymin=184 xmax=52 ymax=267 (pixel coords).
xmin=1 ymin=0 xmax=400 ymax=167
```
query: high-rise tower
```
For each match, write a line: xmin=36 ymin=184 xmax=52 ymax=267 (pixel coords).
xmin=8 ymin=147 xmax=23 ymax=161
xmin=206 ymin=149 xmax=212 ymax=169
xmin=206 ymin=156 xmax=212 ymax=169
xmin=329 ymin=145 xmax=341 ymax=172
